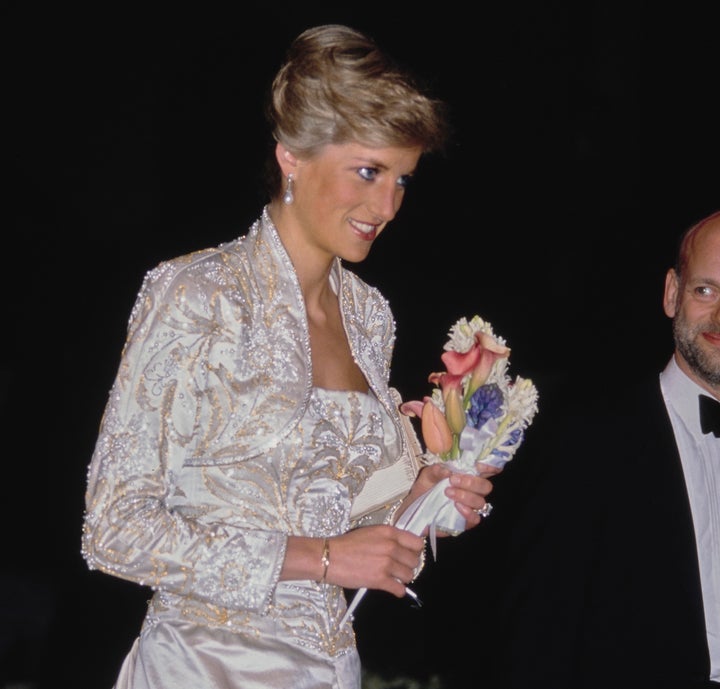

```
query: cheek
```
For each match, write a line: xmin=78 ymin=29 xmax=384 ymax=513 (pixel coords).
xmin=699 ymin=305 xmax=720 ymax=325
xmin=683 ymin=304 xmax=715 ymax=329
xmin=314 ymin=178 xmax=359 ymax=208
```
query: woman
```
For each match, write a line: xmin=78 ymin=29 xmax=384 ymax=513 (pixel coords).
xmin=82 ymin=24 xmax=497 ymax=689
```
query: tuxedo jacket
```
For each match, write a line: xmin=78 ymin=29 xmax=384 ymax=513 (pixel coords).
xmin=440 ymin=372 xmax=713 ymax=689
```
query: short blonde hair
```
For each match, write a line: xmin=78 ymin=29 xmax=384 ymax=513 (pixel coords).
xmin=263 ymin=24 xmax=448 ymax=195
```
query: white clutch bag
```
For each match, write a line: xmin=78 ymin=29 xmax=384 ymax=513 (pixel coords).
xmin=350 ymin=388 xmax=423 ymax=520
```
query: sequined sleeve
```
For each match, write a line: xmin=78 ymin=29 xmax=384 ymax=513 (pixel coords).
xmin=81 ymin=254 xmax=289 ymax=614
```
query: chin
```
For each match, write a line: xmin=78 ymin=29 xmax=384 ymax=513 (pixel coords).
xmin=341 ymin=249 xmax=373 ymax=264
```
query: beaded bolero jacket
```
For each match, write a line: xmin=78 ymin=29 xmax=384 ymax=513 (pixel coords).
xmin=81 ymin=207 xmax=417 ymax=613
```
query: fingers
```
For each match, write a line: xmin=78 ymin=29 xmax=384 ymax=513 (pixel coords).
xmin=410 ymin=463 xmax=451 ymax=495
xmin=447 ymin=471 xmax=494 ymax=498
xmin=329 ymin=526 xmax=425 ymax=596
xmin=393 ymin=529 xmax=425 ymax=572
xmin=445 ymin=472 xmax=494 ymax=527
xmin=453 ymin=500 xmax=485 ymax=528
xmin=378 ymin=527 xmax=425 ymax=591
xmin=476 ymin=462 xmax=503 ymax=478
xmin=422 ymin=462 xmax=452 ymax=484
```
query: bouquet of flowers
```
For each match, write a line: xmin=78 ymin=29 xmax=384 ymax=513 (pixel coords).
xmin=341 ymin=315 xmax=538 ymax=627
xmin=394 ymin=315 xmax=539 ymax=543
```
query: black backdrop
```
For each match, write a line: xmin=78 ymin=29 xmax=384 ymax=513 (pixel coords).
xmin=4 ymin=1 xmax=719 ymax=687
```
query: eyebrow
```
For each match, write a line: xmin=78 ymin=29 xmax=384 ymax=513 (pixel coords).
xmin=351 ymin=156 xmax=387 ymax=168
xmin=686 ymin=276 xmax=720 ymax=289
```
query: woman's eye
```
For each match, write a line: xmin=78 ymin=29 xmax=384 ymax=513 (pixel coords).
xmin=356 ymin=167 xmax=413 ymax=188
xmin=357 ymin=167 xmax=378 ymax=181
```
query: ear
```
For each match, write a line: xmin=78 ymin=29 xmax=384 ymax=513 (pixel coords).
xmin=663 ymin=268 xmax=679 ymax=318
xmin=275 ymin=142 xmax=299 ymax=178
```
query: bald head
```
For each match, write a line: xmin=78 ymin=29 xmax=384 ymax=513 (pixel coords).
xmin=675 ymin=210 xmax=720 ymax=278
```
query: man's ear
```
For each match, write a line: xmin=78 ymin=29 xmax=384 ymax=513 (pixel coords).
xmin=275 ymin=142 xmax=298 ymax=177
xmin=663 ymin=268 xmax=679 ymax=318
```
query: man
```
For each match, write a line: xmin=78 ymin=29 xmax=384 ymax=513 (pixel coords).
xmin=445 ymin=211 xmax=720 ymax=689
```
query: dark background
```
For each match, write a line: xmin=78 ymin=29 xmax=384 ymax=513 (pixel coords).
xmin=3 ymin=1 xmax=719 ymax=687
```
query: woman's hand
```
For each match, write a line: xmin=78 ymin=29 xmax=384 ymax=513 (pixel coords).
xmin=282 ymin=527 xmax=425 ymax=598
xmin=445 ymin=462 xmax=502 ymax=529
xmin=395 ymin=462 xmax=502 ymax=533
xmin=326 ymin=526 xmax=425 ymax=596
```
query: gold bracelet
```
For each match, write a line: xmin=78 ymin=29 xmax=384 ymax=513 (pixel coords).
xmin=320 ymin=537 xmax=330 ymax=583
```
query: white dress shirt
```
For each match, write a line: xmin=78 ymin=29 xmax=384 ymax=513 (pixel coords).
xmin=660 ymin=355 xmax=720 ymax=681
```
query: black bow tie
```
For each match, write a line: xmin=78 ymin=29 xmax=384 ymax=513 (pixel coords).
xmin=699 ymin=394 xmax=720 ymax=437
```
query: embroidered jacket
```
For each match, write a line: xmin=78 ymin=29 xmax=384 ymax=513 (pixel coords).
xmin=81 ymin=207 xmax=417 ymax=615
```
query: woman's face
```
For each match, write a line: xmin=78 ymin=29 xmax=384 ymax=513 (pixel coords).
xmin=285 ymin=141 xmax=423 ymax=265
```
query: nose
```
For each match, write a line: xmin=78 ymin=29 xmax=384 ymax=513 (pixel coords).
xmin=368 ymin=180 xmax=402 ymax=223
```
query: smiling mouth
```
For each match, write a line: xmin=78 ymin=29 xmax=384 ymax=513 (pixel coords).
xmin=349 ymin=218 xmax=376 ymax=234
xmin=349 ymin=218 xmax=378 ymax=240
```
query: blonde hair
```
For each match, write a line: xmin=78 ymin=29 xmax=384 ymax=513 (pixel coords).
xmin=263 ymin=24 xmax=448 ymax=195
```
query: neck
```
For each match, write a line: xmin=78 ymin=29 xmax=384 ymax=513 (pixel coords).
xmin=266 ymin=201 xmax=336 ymax=304
xmin=674 ymin=351 xmax=720 ymax=400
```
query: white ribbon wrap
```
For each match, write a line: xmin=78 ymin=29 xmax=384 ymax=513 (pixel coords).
xmin=341 ymin=448 xmax=510 ymax=627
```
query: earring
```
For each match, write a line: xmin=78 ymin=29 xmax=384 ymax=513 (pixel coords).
xmin=282 ymin=173 xmax=294 ymax=205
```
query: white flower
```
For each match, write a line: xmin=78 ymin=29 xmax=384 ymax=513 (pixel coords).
xmin=444 ymin=315 xmax=501 ymax=352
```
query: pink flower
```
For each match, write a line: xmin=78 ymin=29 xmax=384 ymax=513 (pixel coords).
xmin=399 ymin=398 xmax=427 ymax=419
xmin=428 ymin=371 xmax=464 ymax=391
xmin=441 ymin=333 xmax=511 ymax=400
xmin=466 ymin=333 xmax=510 ymax=396
xmin=442 ymin=333 xmax=510 ymax=379
xmin=441 ymin=343 xmax=482 ymax=377
xmin=420 ymin=400 xmax=454 ymax=455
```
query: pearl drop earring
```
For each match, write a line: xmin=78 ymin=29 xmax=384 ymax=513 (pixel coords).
xmin=282 ymin=173 xmax=294 ymax=205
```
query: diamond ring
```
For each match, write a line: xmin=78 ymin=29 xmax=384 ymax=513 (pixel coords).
xmin=475 ymin=502 xmax=493 ymax=518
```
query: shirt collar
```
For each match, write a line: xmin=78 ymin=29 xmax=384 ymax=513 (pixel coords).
xmin=660 ymin=355 xmax=716 ymax=436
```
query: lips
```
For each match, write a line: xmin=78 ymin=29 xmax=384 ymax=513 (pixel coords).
xmin=349 ymin=218 xmax=377 ymax=241
xmin=702 ymin=332 xmax=720 ymax=346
